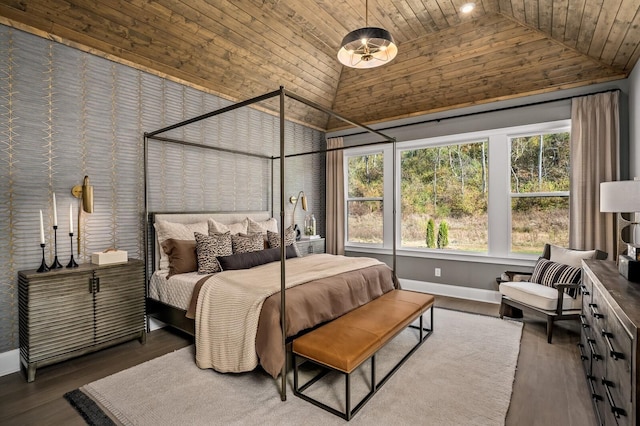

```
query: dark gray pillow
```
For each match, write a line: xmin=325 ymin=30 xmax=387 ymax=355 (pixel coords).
xmin=217 ymin=246 xmax=298 ymax=271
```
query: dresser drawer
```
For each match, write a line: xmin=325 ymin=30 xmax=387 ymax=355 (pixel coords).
xmin=580 ymin=260 xmax=639 ymax=426
xmin=580 ymin=279 xmax=593 ymax=303
xmin=601 ymin=376 xmax=631 ymax=425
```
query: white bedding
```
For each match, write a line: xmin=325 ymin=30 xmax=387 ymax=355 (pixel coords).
xmin=149 ymin=271 xmax=202 ymax=310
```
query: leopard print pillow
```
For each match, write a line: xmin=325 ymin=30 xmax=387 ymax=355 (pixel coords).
xmin=194 ymin=231 xmax=232 ymax=274
xmin=267 ymin=226 xmax=301 ymax=257
xmin=231 ymin=233 xmax=264 ymax=254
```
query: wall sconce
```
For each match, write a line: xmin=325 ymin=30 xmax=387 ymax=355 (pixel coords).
xmin=72 ymin=175 xmax=94 ymax=213
xmin=289 ymin=191 xmax=307 ymax=239
xmin=71 ymin=175 xmax=94 ymax=254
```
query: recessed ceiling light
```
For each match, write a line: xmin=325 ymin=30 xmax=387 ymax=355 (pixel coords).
xmin=460 ymin=2 xmax=475 ymax=13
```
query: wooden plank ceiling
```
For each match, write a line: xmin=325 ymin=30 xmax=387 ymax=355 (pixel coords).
xmin=0 ymin=0 xmax=636 ymax=131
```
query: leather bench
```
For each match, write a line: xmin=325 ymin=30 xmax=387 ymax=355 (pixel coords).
xmin=292 ymin=289 xmax=435 ymax=420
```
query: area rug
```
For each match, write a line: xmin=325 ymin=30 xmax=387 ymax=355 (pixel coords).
xmin=65 ymin=308 xmax=522 ymax=425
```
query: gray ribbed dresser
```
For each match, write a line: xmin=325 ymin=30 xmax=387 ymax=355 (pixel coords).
xmin=579 ymin=260 xmax=640 ymax=425
xmin=18 ymin=259 xmax=146 ymax=382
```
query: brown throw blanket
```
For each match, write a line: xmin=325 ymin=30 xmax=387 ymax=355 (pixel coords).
xmin=256 ymin=263 xmax=397 ymax=377
xmin=193 ymin=254 xmax=396 ymax=376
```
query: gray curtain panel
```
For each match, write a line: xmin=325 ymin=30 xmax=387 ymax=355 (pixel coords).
xmin=569 ymin=91 xmax=619 ymax=258
xmin=325 ymin=137 xmax=345 ymax=255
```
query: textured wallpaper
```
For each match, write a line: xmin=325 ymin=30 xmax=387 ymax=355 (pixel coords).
xmin=0 ymin=25 xmax=326 ymax=353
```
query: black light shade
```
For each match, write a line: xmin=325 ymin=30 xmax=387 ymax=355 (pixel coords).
xmin=337 ymin=27 xmax=397 ymax=69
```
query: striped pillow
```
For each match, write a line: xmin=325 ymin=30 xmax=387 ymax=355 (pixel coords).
xmin=530 ymin=258 xmax=582 ymax=297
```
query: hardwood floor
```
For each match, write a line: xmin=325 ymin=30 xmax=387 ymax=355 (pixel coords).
xmin=0 ymin=297 xmax=597 ymax=425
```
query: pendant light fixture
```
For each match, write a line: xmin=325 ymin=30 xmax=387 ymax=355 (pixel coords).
xmin=337 ymin=0 xmax=398 ymax=69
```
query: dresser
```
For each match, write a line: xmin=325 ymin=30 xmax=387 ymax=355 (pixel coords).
xmin=579 ymin=260 xmax=640 ymax=425
xmin=18 ymin=259 xmax=146 ymax=382
xmin=296 ymin=237 xmax=325 ymax=256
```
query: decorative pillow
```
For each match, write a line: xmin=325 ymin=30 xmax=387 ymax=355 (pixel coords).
xmin=208 ymin=218 xmax=248 ymax=235
xmin=267 ymin=226 xmax=301 ymax=257
xmin=154 ymin=220 xmax=208 ymax=271
xmin=530 ymin=258 xmax=582 ymax=297
xmin=217 ymin=246 xmax=298 ymax=271
xmin=549 ymin=245 xmax=596 ymax=268
xmin=231 ymin=233 xmax=264 ymax=254
xmin=247 ymin=217 xmax=278 ymax=235
xmin=267 ymin=226 xmax=296 ymax=248
xmin=194 ymin=231 xmax=233 ymax=274
xmin=161 ymin=239 xmax=197 ymax=278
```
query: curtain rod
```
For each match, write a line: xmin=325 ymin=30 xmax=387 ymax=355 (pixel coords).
xmin=336 ymin=88 xmax=622 ymax=138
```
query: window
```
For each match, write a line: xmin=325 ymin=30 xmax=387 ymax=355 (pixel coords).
xmin=510 ymin=131 xmax=570 ymax=254
xmin=346 ymin=152 xmax=384 ymax=244
xmin=343 ymin=120 xmax=571 ymax=259
xmin=400 ymin=140 xmax=488 ymax=252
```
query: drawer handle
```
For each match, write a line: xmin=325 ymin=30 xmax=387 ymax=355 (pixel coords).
xmin=579 ymin=314 xmax=590 ymax=329
xmin=580 ymin=284 xmax=590 ymax=295
xmin=602 ymin=378 xmax=627 ymax=418
xmin=587 ymin=338 xmax=602 ymax=361
xmin=587 ymin=375 xmax=603 ymax=401
xmin=601 ymin=330 xmax=625 ymax=360
xmin=577 ymin=343 xmax=588 ymax=361
xmin=589 ymin=303 xmax=604 ymax=319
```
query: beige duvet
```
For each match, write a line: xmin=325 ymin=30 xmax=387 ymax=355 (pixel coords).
xmin=194 ymin=254 xmax=395 ymax=376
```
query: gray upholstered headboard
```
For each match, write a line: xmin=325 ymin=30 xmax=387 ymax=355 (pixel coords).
xmin=148 ymin=211 xmax=272 ymax=272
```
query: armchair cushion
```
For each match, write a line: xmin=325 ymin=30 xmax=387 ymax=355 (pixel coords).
xmin=530 ymin=258 xmax=582 ymax=289
xmin=499 ymin=281 xmax=583 ymax=311
xmin=548 ymin=244 xmax=597 ymax=268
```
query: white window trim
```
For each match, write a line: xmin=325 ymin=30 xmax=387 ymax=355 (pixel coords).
xmin=344 ymin=119 xmax=571 ymax=261
xmin=343 ymin=145 xmax=393 ymax=248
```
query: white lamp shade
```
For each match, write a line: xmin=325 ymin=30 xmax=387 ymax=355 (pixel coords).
xmin=600 ymin=181 xmax=640 ymax=212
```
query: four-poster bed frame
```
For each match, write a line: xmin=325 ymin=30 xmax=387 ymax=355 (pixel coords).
xmin=143 ymin=86 xmax=397 ymax=401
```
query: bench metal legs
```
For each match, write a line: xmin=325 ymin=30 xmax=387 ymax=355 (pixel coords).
xmin=293 ymin=307 xmax=434 ymax=421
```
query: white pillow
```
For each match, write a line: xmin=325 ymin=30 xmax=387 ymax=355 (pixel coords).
xmin=247 ymin=217 xmax=278 ymax=235
xmin=549 ymin=245 xmax=596 ymax=268
xmin=207 ymin=218 xmax=248 ymax=235
xmin=154 ymin=220 xmax=208 ymax=271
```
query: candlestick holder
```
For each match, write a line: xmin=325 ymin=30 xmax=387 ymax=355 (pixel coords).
xmin=49 ymin=225 xmax=63 ymax=269
xmin=37 ymin=243 xmax=49 ymax=273
xmin=66 ymin=232 xmax=78 ymax=268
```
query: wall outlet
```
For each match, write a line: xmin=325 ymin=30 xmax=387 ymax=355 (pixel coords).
xmin=435 ymin=267 xmax=441 ymax=277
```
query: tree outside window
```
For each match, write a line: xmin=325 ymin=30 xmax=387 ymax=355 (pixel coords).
xmin=400 ymin=140 xmax=488 ymax=251
xmin=510 ymin=132 xmax=570 ymax=254
xmin=346 ymin=152 xmax=384 ymax=244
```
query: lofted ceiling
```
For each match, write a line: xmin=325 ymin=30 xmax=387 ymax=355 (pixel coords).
xmin=0 ymin=0 xmax=637 ymax=131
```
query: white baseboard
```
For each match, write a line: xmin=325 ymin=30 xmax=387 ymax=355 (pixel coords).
xmin=148 ymin=317 xmax=166 ymax=331
xmin=0 ymin=349 xmax=20 ymax=377
xmin=400 ymin=279 xmax=501 ymax=304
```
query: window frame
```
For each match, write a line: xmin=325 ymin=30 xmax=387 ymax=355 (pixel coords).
xmin=343 ymin=145 xmax=394 ymax=248
xmin=397 ymin=137 xmax=490 ymax=252
xmin=508 ymin=128 xmax=571 ymax=254
xmin=343 ymin=119 xmax=571 ymax=262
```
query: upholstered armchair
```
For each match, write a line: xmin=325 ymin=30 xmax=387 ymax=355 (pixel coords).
xmin=499 ymin=244 xmax=608 ymax=343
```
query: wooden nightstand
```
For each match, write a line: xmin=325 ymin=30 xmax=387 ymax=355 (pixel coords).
xmin=18 ymin=259 xmax=146 ymax=382
xmin=296 ymin=238 xmax=325 ymax=256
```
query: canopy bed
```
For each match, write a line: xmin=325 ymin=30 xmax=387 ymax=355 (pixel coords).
xmin=143 ymin=87 xmax=401 ymax=401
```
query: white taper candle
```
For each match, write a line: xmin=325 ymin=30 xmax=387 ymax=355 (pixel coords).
xmin=39 ymin=210 xmax=45 ymax=244
xmin=52 ymin=192 xmax=58 ymax=226
xmin=69 ymin=203 xmax=73 ymax=234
